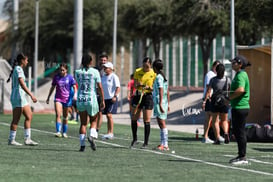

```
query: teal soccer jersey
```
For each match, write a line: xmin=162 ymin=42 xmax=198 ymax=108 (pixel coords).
xmin=153 ymin=74 xmax=168 ymax=120
xmin=10 ymin=66 xmax=29 ymax=108
xmin=75 ymin=67 xmax=101 ymax=116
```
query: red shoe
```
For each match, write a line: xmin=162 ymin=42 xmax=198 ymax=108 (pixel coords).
xmin=156 ymin=144 xmax=164 ymax=151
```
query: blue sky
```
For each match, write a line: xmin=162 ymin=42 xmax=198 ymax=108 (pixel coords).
xmin=0 ymin=0 xmax=8 ymax=19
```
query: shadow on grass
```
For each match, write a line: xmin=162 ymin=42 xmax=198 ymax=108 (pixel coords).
xmin=169 ymin=136 xmax=200 ymax=142
xmin=252 ymin=148 xmax=273 ymax=152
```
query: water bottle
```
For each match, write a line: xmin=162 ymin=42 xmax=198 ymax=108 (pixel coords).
xmin=195 ymin=128 xmax=199 ymax=140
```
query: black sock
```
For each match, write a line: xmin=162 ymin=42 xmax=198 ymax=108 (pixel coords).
xmin=131 ymin=120 xmax=138 ymax=141
xmin=144 ymin=122 xmax=150 ymax=145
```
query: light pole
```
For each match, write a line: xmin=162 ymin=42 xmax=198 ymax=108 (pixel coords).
xmin=74 ymin=0 xmax=83 ymax=70
xmin=34 ymin=0 xmax=39 ymax=95
xmin=112 ymin=0 xmax=118 ymax=65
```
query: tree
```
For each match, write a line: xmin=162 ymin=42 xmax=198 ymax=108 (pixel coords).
xmin=120 ymin=0 xmax=173 ymax=59
xmin=1 ymin=0 xmax=128 ymax=66
xmin=171 ymin=0 xmax=230 ymax=79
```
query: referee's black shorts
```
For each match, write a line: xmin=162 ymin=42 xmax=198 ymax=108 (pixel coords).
xmin=131 ymin=92 xmax=153 ymax=110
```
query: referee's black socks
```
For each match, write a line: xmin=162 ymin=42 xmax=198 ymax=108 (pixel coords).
xmin=144 ymin=122 xmax=150 ymax=145
xmin=131 ymin=120 xmax=138 ymax=141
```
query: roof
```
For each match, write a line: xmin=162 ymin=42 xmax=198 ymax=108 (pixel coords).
xmin=0 ymin=19 xmax=8 ymax=34
xmin=237 ymin=44 xmax=271 ymax=55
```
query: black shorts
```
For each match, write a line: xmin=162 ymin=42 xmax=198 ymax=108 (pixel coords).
xmin=102 ymin=98 xmax=118 ymax=114
xmin=205 ymin=100 xmax=212 ymax=112
xmin=211 ymin=104 xmax=229 ymax=113
xmin=131 ymin=93 xmax=153 ymax=110
xmin=97 ymin=95 xmax=103 ymax=112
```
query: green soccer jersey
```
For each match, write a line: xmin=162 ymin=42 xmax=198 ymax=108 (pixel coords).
xmin=10 ymin=66 xmax=29 ymax=108
xmin=74 ymin=67 xmax=101 ymax=106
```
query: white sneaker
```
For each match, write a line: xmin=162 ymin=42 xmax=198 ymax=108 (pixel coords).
xmin=102 ymin=133 xmax=114 ymax=140
xmin=55 ymin=132 xmax=62 ymax=138
xmin=202 ymin=138 xmax=214 ymax=144
xmin=62 ymin=133 xmax=68 ymax=138
xmin=24 ymin=138 xmax=38 ymax=146
xmin=8 ymin=140 xmax=23 ymax=146
xmin=219 ymin=136 xmax=225 ymax=142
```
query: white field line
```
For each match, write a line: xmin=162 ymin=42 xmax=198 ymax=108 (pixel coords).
xmin=1 ymin=122 xmax=273 ymax=177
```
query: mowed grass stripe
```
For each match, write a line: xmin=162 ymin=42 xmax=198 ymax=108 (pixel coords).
xmin=1 ymin=121 xmax=273 ymax=177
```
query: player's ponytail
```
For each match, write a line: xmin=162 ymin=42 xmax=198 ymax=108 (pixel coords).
xmin=7 ymin=53 xmax=26 ymax=83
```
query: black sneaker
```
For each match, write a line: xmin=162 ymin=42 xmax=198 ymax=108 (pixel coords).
xmin=224 ymin=133 xmax=230 ymax=144
xmin=229 ymin=156 xmax=248 ymax=165
xmin=88 ymin=136 xmax=96 ymax=151
xmin=130 ymin=140 xmax=139 ymax=148
xmin=140 ymin=144 xmax=148 ymax=149
xmin=79 ymin=146 xmax=85 ymax=152
xmin=213 ymin=140 xmax=221 ymax=145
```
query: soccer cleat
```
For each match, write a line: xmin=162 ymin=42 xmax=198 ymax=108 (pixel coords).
xmin=102 ymin=133 xmax=114 ymax=140
xmin=219 ymin=136 xmax=225 ymax=142
xmin=156 ymin=144 xmax=164 ymax=151
xmin=79 ymin=146 xmax=85 ymax=152
xmin=130 ymin=140 xmax=139 ymax=148
xmin=55 ymin=132 xmax=62 ymax=138
xmin=8 ymin=140 xmax=23 ymax=146
xmin=202 ymin=138 xmax=214 ymax=144
xmin=224 ymin=133 xmax=230 ymax=144
xmin=63 ymin=133 xmax=68 ymax=138
xmin=163 ymin=146 xmax=170 ymax=151
xmin=229 ymin=156 xmax=249 ymax=165
xmin=140 ymin=144 xmax=148 ymax=149
xmin=88 ymin=136 xmax=96 ymax=151
xmin=24 ymin=138 xmax=38 ymax=146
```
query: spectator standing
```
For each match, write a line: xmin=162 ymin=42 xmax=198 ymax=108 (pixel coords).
xmin=204 ymin=63 xmax=231 ymax=144
xmin=202 ymin=60 xmax=220 ymax=143
xmin=229 ymin=55 xmax=251 ymax=165
xmin=96 ymin=53 xmax=108 ymax=136
xmin=101 ymin=62 xmax=120 ymax=139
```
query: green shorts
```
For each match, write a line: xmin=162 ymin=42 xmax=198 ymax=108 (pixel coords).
xmin=153 ymin=103 xmax=168 ymax=120
xmin=77 ymin=102 xmax=99 ymax=117
xmin=11 ymin=95 xmax=29 ymax=109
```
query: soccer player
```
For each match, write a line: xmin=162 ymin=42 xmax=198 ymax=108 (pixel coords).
xmin=130 ymin=57 xmax=156 ymax=149
xmin=152 ymin=59 xmax=170 ymax=151
xmin=74 ymin=54 xmax=105 ymax=151
xmin=46 ymin=63 xmax=77 ymax=138
xmin=7 ymin=53 xmax=38 ymax=146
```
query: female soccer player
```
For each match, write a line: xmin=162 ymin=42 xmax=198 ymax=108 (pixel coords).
xmin=74 ymin=54 xmax=105 ymax=151
xmin=7 ymin=53 xmax=38 ymax=146
xmin=46 ymin=63 xmax=77 ymax=138
xmin=152 ymin=59 xmax=170 ymax=151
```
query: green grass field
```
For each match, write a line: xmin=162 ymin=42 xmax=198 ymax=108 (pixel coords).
xmin=1 ymin=114 xmax=273 ymax=182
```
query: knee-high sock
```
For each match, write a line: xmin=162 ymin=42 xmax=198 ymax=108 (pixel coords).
xmin=162 ymin=128 xmax=168 ymax=147
xmin=131 ymin=120 xmax=138 ymax=141
xmin=144 ymin=122 xmax=150 ymax=145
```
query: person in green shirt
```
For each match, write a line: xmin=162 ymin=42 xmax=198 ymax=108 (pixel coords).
xmin=229 ymin=55 xmax=251 ymax=165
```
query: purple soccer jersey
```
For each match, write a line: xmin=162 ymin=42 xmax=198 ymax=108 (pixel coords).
xmin=52 ymin=74 xmax=76 ymax=103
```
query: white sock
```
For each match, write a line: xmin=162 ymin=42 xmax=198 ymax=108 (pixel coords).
xmin=9 ymin=130 xmax=16 ymax=141
xmin=24 ymin=128 xmax=31 ymax=139
xmin=90 ymin=128 xmax=97 ymax=138
xmin=160 ymin=129 xmax=164 ymax=145
xmin=79 ymin=134 xmax=86 ymax=146
xmin=162 ymin=128 xmax=168 ymax=147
